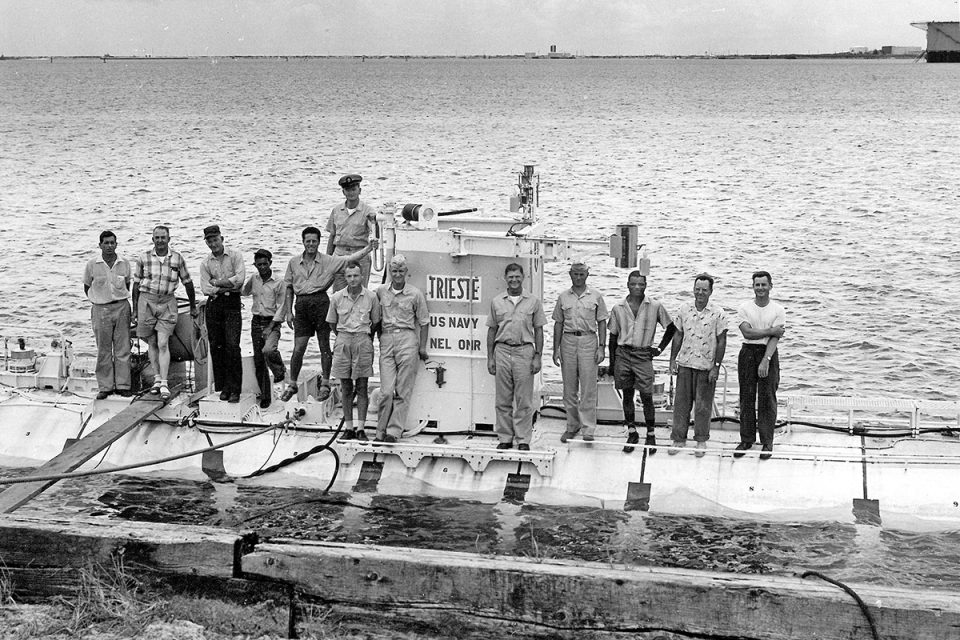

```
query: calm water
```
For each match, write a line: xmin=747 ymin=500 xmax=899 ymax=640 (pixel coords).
xmin=1 ymin=58 xmax=959 ymax=588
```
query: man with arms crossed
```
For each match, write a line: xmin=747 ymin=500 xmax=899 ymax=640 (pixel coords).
xmin=280 ymin=226 xmax=375 ymax=403
xmin=375 ymin=254 xmax=429 ymax=443
xmin=669 ymin=273 xmax=728 ymax=457
xmin=734 ymin=270 xmax=786 ymax=460
xmin=608 ymin=271 xmax=675 ymax=454
xmin=241 ymin=249 xmax=287 ymax=409
xmin=83 ymin=230 xmax=133 ymax=399
xmin=199 ymin=224 xmax=245 ymax=403
xmin=326 ymin=174 xmax=376 ymax=292
xmin=552 ymin=260 xmax=608 ymax=443
xmin=486 ymin=263 xmax=546 ymax=451
xmin=326 ymin=262 xmax=381 ymax=441
xmin=132 ymin=225 xmax=198 ymax=400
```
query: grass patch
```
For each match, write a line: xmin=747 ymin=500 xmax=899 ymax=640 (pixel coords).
xmin=57 ymin=555 xmax=162 ymax=636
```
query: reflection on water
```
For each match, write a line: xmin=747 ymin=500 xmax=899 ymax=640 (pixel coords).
xmin=12 ymin=470 xmax=960 ymax=591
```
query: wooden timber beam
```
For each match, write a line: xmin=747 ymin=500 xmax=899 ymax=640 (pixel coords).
xmin=243 ymin=539 xmax=960 ymax=640
xmin=0 ymin=515 xmax=251 ymax=598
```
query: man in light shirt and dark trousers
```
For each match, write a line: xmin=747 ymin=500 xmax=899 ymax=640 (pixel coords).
xmin=734 ymin=270 xmax=786 ymax=460
xmin=242 ymin=248 xmax=287 ymax=409
xmin=83 ymin=230 xmax=133 ymax=400
xmin=199 ymin=224 xmax=245 ymax=403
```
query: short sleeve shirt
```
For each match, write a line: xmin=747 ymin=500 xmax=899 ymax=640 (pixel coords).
xmin=283 ymin=252 xmax=350 ymax=295
xmin=487 ymin=292 xmax=547 ymax=345
xmin=377 ymin=283 xmax=429 ymax=331
xmin=675 ymin=300 xmax=729 ymax=370
xmin=737 ymin=300 xmax=787 ymax=345
xmin=325 ymin=201 xmax=376 ymax=249
xmin=243 ymin=274 xmax=287 ymax=319
xmin=552 ymin=287 xmax=608 ymax=333
xmin=326 ymin=288 xmax=381 ymax=333
xmin=134 ymin=248 xmax=192 ymax=296
xmin=608 ymin=296 xmax=672 ymax=348
xmin=83 ymin=255 xmax=131 ymax=304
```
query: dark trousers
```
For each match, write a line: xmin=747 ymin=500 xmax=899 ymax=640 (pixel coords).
xmin=206 ymin=294 xmax=243 ymax=395
xmin=738 ymin=344 xmax=780 ymax=447
xmin=251 ymin=315 xmax=286 ymax=400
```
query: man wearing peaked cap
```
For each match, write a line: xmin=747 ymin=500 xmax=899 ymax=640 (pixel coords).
xmin=199 ymin=223 xmax=246 ymax=403
xmin=326 ymin=173 xmax=377 ymax=292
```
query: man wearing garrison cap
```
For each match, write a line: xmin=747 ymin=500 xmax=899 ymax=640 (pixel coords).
xmin=552 ymin=258 xmax=608 ymax=443
xmin=326 ymin=174 xmax=377 ymax=292
xmin=199 ymin=224 xmax=245 ymax=403
xmin=375 ymin=254 xmax=430 ymax=443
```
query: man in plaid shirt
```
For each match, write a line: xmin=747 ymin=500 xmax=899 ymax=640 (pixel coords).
xmin=132 ymin=225 xmax=198 ymax=400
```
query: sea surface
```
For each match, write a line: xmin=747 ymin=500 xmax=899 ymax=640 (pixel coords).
xmin=1 ymin=57 xmax=959 ymax=589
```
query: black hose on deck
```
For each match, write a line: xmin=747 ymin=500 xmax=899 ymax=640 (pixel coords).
xmin=801 ymin=571 xmax=880 ymax=640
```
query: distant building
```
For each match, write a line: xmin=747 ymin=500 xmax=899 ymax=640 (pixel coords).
xmin=881 ymin=45 xmax=923 ymax=56
xmin=911 ymin=21 xmax=960 ymax=63
xmin=546 ymin=44 xmax=574 ymax=59
xmin=849 ymin=46 xmax=870 ymax=54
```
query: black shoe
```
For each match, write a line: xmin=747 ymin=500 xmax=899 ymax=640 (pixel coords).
xmin=496 ymin=442 xmax=513 ymax=450
xmin=382 ymin=434 xmax=397 ymax=444
xmin=228 ymin=393 xmax=240 ymax=404
xmin=560 ymin=431 xmax=576 ymax=443
xmin=220 ymin=390 xmax=230 ymax=401
xmin=733 ymin=442 xmax=753 ymax=458
xmin=259 ymin=397 xmax=271 ymax=409
xmin=759 ymin=444 xmax=773 ymax=460
xmin=341 ymin=429 xmax=356 ymax=440
xmin=517 ymin=443 xmax=530 ymax=451
xmin=115 ymin=389 xmax=132 ymax=397
xmin=645 ymin=433 xmax=657 ymax=455
xmin=355 ymin=430 xmax=368 ymax=442
xmin=623 ymin=430 xmax=640 ymax=454
xmin=96 ymin=390 xmax=112 ymax=400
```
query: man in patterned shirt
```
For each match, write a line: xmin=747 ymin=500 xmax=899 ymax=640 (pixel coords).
xmin=608 ymin=271 xmax=675 ymax=454
xmin=326 ymin=174 xmax=376 ymax=292
xmin=132 ymin=225 xmax=198 ymax=400
xmin=668 ymin=274 xmax=728 ymax=457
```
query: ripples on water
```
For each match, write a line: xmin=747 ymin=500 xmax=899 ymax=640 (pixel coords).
xmin=2 ymin=58 xmax=959 ymax=588
xmin=1 ymin=57 xmax=957 ymax=400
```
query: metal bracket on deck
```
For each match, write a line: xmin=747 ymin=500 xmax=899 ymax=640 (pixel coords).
xmin=334 ymin=441 xmax=554 ymax=476
xmin=852 ymin=498 xmax=881 ymax=526
xmin=625 ymin=482 xmax=651 ymax=512
xmin=353 ymin=460 xmax=384 ymax=493
xmin=503 ymin=473 xmax=531 ymax=502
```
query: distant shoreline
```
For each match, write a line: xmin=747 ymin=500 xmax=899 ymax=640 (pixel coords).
xmin=0 ymin=52 xmax=924 ymax=62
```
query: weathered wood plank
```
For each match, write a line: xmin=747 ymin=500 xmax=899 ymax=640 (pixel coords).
xmin=244 ymin=540 xmax=960 ymax=640
xmin=0 ymin=397 xmax=167 ymax=513
xmin=0 ymin=514 xmax=248 ymax=579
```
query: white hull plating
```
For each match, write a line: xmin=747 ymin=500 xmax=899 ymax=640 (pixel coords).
xmin=2 ymin=384 xmax=959 ymax=528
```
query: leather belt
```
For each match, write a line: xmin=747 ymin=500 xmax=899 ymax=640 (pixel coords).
xmin=564 ymin=331 xmax=595 ymax=336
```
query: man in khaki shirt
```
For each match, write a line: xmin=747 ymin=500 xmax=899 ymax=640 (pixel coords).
xmin=326 ymin=174 xmax=376 ymax=291
xmin=486 ymin=263 xmax=546 ymax=451
xmin=552 ymin=260 xmax=608 ymax=443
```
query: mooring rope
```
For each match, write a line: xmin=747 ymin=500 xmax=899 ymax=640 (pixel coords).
xmin=0 ymin=424 xmax=279 ymax=485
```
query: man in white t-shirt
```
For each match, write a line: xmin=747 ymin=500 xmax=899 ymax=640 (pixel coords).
xmin=733 ymin=270 xmax=786 ymax=460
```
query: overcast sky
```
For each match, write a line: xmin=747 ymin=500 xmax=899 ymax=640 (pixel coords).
xmin=2 ymin=0 xmax=957 ymax=57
